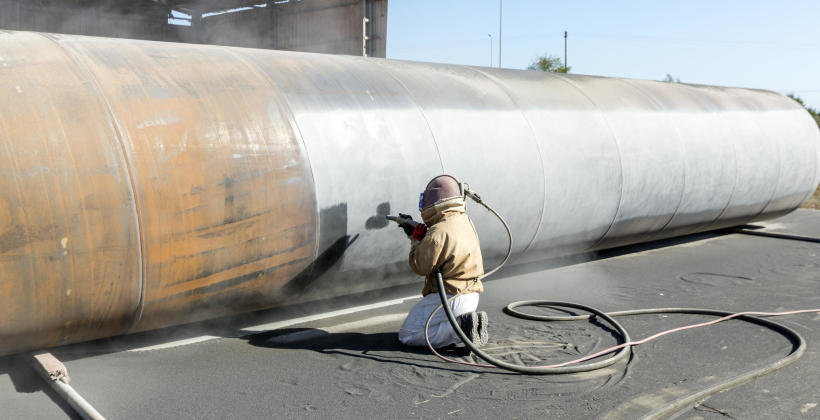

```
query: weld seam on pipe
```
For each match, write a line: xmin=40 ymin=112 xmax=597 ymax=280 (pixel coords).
xmin=622 ymin=79 xmax=687 ymax=241
xmin=224 ymin=48 xmax=323 ymax=261
xmin=375 ymin=60 xmax=446 ymax=173
xmin=552 ymin=74 xmax=627 ymax=251
xmin=40 ymin=33 xmax=147 ymax=330
xmin=468 ymin=67 xmax=548 ymax=258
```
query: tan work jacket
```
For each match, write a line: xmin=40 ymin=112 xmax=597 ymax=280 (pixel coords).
xmin=409 ymin=197 xmax=484 ymax=296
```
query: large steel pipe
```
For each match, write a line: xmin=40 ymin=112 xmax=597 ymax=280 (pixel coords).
xmin=0 ymin=31 xmax=818 ymax=355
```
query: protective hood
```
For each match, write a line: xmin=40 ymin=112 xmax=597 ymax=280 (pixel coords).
xmin=421 ymin=197 xmax=466 ymax=226
xmin=421 ymin=175 xmax=462 ymax=211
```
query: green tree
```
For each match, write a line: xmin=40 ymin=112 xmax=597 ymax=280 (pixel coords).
xmin=787 ymin=93 xmax=820 ymax=128
xmin=527 ymin=54 xmax=570 ymax=73
xmin=662 ymin=73 xmax=681 ymax=83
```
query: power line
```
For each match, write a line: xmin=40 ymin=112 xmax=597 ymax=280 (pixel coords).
xmin=533 ymin=31 xmax=820 ymax=49
xmin=498 ymin=29 xmax=820 ymax=50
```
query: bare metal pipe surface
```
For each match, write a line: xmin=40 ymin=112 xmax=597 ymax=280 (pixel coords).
xmin=0 ymin=30 xmax=818 ymax=355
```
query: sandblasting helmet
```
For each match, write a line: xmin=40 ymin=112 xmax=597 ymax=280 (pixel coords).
xmin=419 ymin=175 xmax=463 ymax=211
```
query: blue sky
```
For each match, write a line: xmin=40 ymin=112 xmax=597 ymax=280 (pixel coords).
xmin=387 ymin=0 xmax=820 ymax=110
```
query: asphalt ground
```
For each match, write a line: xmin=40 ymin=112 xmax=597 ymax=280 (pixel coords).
xmin=1 ymin=209 xmax=819 ymax=419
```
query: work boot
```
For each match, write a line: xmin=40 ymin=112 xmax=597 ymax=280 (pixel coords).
xmin=457 ymin=311 xmax=489 ymax=348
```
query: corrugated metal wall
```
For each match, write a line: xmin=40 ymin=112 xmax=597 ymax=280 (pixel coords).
xmin=0 ymin=0 xmax=178 ymax=41
xmin=0 ymin=0 xmax=387 ymax=57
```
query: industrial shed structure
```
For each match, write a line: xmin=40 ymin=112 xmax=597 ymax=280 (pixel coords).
xmin=0 ymin=0 xmax=387 ymax=56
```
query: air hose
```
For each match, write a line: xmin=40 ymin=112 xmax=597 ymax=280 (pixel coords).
xmin=425 ymin=191 xmax=817 ymax=387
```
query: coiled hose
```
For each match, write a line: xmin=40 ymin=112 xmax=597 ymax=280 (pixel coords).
xmin=425 ymin=192 xmax=816 ymax=391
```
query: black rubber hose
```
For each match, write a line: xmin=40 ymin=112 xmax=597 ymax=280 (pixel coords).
xmin=733 ymin=228 xmax=820 ymax=243
xmin=436 ymin=274 xmax=808 ymax=417
xmin=432 ymin=193 xmax=809 ymax=415
xmin=437 ymin=271 xmax=806 ymax=372
xmin=436 ymin=273 xmax=631 ymax=374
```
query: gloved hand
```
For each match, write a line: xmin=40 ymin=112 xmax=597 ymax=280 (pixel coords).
xmin=398 ymin=213 xmax=415 ymax=236
xmin=398 ymin=213 xmax=427 ymax=242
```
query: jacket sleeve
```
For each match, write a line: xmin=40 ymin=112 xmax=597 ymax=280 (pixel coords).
xmin=409 ymin=232 xmax=443 ymax=276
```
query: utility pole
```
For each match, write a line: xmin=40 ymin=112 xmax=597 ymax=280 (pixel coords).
xmin=498 ymin=0 xmax=502 ymax=68
xmin=564 ymin=31 xmax=568 ymax=70
xmin=488 ymin=34 xmax=493 ymax=67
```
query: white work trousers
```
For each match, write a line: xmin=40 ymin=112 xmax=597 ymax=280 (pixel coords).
xmin=398 ymin=292 xmax=479 ymax=348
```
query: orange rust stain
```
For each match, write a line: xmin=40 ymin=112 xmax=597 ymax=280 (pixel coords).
xmin=65 ymin=37 xmax=318 ymax=331
xmin=0 ymin=32 xmax=140 ymax=355
xmin=0 ymin=32 xmax=317 ymax=355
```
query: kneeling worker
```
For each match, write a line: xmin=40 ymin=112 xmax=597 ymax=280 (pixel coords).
xmin=397 ymin=175 xmax=489 ymax=348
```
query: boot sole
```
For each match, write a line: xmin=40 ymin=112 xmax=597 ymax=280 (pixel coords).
xmin=475 ymin=311 xmax=489 ymax=347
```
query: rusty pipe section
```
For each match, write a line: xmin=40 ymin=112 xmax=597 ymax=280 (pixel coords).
xmin=0 ymin=31 xmax=818 ymax=356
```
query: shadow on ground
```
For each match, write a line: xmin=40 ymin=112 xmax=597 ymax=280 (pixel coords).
xmin=0 ymin=355 xmax=80 ymax=419
xmin=242 ymin=329 xmax=493 ymax=374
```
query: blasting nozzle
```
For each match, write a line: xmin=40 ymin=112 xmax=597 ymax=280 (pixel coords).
xmin=386 ymin=214 xmax=417 ymax=227
xmin=387 ymin=213 xmax=427 ymax=241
